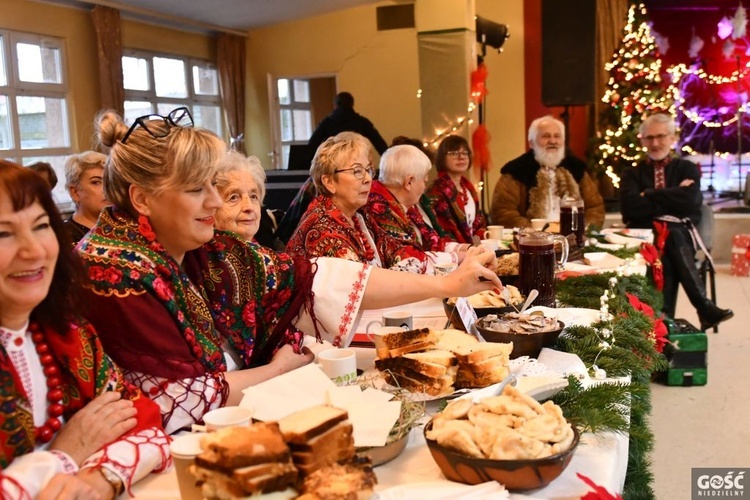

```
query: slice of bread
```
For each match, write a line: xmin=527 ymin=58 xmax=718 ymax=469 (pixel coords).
xmin=379 ymin=328 xmax=435 ymax=350
xmin=453 ymin=342 xmax=513 ymax=364
xmin=375 ymin=354 xmax=453 ymax=379
xmin=196 ymin=422 xmax=291 ymax=470
xmin=288 ymin=421 xmax=353 ymax=454
xmin=434 ymin=329 xmax=479 ymax=352
xmin=403 ymin=349 xmax=457 ymax=367
xmin=278 ymin=405 xmax=349 ymax=445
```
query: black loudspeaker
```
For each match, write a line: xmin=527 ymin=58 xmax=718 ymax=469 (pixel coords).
xmin=541 ymin=0 xmax=596 ymax=106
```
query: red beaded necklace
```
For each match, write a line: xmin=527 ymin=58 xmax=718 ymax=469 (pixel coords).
xmin=28 ymin=322 xmax=64 ymax=444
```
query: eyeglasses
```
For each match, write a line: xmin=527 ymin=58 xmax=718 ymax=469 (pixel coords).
xmin=641 ymin=133 xmax=670 ymax=143
xmin=122 ymin=107 xmax=194 ymax=144
xmin=334 ymin=163 xmax=374 ymax=180
xmin=447 ymin=150 xmax=471 ymax=158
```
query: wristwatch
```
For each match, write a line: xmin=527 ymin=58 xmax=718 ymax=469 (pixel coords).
xmin=100 ymin=467 xmax=125 ymax=497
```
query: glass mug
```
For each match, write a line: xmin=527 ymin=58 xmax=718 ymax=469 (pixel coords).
xmin=517 ymin=230 xmax=568 ymax=308
xmin=560 ymin=196 xmax=585 ymax=247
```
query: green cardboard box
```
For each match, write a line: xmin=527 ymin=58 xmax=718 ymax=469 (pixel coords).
xmin=666 ymin=367 xmax=707 ymax=386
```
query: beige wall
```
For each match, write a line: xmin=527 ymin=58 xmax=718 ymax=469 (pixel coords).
xmin=476 ymin=0 xmax=526 ymax=199
xmin=246 ymin=2 xmax=422 ymax=163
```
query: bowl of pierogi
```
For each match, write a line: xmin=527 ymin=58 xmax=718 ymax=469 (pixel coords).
xmin=424 ymin=385 xmax=579 ymax=491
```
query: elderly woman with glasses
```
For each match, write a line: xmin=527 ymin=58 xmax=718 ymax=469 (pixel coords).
xmin=76 ymin=110 xmax=501 ymax=434
xmin=63 ymin=151 xmax=110 ymax=246
xmin=426 ymin=135 xmax=487 ymax=244
xmin=286 ymin=132 xmax=461 ymax=273
xmin=0 ymin=161 xmax=168 ymax=499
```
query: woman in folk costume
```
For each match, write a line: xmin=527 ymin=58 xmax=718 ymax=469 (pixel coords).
xmin=77 ymin=109 xmax=501 ymax=435
xmin=364 ymin=144 xmax=469 ymax=259
xmin=286 ymin=132 xmax=459 ymax=274
xmin=425 ymin=135 xmax=488 ymax=244
xmin=0 ymin=161 xmax=168 ymax=499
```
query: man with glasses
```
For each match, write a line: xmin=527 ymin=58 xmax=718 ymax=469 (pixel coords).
xmin=490 ymin=115 xmax=604 ymax=229
xmin=620 ymin=113 xmax=733 ymax=329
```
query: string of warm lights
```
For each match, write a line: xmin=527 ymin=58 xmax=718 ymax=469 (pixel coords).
xmin=595 ymin=3 xmax=675 ymax=187
xmin=670 ymin=61 xmax=750 ymax=85
xmin=418 ymin=90 xmax=478 ymax=148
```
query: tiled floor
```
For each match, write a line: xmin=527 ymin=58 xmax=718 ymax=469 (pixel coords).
xmin=651 ymin=265 xmax=750 ymax=499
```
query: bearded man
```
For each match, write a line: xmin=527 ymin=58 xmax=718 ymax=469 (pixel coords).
xmin=490 ymin=115 xmax=604 ymax=229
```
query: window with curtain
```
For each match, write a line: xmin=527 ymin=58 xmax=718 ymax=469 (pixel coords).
xmin=122 ymin=49 xmax=223 ymax=137
xmin=0 ymin=30 xmax=74 ymax=209
xmin=276 ymin=78 xmax=313 ymax=169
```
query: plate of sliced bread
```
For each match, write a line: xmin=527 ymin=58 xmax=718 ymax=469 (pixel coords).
xmin=372 ymin=328 xmax=513 ymax=401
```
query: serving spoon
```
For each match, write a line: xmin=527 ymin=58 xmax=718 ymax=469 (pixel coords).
xmin=519 ymin=289 xmax=539 ymax=314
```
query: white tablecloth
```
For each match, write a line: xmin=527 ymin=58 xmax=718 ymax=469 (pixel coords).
xmin=130 ymin=278 xmax=632 ymax=499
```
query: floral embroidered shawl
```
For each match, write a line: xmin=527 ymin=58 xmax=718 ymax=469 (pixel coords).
xmin=77 ymin=207 xmax=304 ymax=381
xmin=365 ymin=181 xmax=450 ymax=252
xmin=0 ymin=320 xmax=161 ymax=468
xmin=426 ymin=173 xmax=487 ymax=243
xmin=286 ymin=195 xmax=429 ymax=273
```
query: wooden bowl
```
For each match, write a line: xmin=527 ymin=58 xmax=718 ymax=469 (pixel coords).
xmin=442 ymin=298 xmax=518 ymax=331
xmin=475 ymin=317 xmax=565 ymax=359
xmin=424 ymin=421 xmax=579 ymax=491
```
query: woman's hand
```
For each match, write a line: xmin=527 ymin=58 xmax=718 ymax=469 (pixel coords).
xmin=270 ymin=344 xmax=314 ymax=375
xmin=49 ymin=391 xmax=138 ymax=465
xmin=445 ymin=246 xmax=502 ymax=297
xmin=37 ymin=473 xmax=103 ymax=500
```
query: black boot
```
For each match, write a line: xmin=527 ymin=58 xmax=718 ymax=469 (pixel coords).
xmin=673 ymin=246 xmax=733 ymax=331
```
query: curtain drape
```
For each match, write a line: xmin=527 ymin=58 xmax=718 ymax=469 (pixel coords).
xmin=595 ymin=0 xmax=630 ymax=129
xmin=91 ymin=6 xmax=124 ymax=116
xmin=217 ymin=33 xmax=247 ymax=154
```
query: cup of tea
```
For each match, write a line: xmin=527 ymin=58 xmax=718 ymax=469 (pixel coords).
xmin=317 ymin=348 xmax=357 ymax=386
xmin=530 ymin=219 xmax=547 ymax=231
xmin=486 ymin=225 xmax=504 ymax=240
xmin=202 ymin=406 xmax=254 ymax=432
xmin=169 ymin=432 xmax=206 ymax=500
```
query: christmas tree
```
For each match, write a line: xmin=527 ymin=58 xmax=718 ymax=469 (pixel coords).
xmin=590 ymin=3 xmax=674 ymax=187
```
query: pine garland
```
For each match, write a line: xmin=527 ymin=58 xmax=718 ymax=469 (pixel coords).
xmin=548 ymin=272 xmax=666 ymax=499
xmin=585 ymin=244 xmax=640 ymax=260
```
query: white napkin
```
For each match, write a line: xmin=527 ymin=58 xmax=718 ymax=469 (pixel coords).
xmin=240 ymin=364 xmax=400 ymax=447
xmin=603 ymin=233 xmax=645 ymax=248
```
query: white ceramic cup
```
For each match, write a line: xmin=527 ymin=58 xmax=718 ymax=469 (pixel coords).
xmin=202 ymin=406 xmax=254 ymax=432
xmin=481 ymin=239 xmax=499 ymax=252
xmin=487 ymin=225 xmax=504 ymax=240
xmin=317 ymin=348 xmax=357 ymax=386
xmin=531 ymin=218 xmax=547 ymax=231
xmin=383 ymin=310 xmax=413 ymax=330
xmin=434 ymin=262 xmax=458 ymax=276
xmin=169 ymin=432 xmax=206 ymax=500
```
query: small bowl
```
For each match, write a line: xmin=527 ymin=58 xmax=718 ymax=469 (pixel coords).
xmin=475 ymin=317 xmax=565 ymax=359
xmin=355 ymin=433 xmax=408 ymax=466
xmin=442 ymin=298 xmax=519 ymax=331
xmin=424 ymin=421 xmax=579 ymax=491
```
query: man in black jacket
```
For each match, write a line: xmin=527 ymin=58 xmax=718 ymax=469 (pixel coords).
xmin=620 ymin=113 xmax=732 ymax=330
xmin=307 ymin=92 xmax=388 ymax=155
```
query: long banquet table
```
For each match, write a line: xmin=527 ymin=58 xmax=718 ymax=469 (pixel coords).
xmin=131 ymin=292 xmax=632 ymax=499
